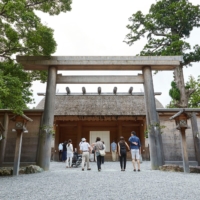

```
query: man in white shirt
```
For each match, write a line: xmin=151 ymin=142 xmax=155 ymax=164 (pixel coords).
xmin=58 ymin=142 xmax=63 ymax=161
xmin=80 ymin=138 xmax=91 ymax=171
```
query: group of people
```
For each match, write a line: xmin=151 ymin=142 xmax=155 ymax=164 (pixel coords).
xmin=79 ymin=137 xmax=105 ymax=171
xmin=58 ymin=131 xmax=141 ymax=172
xmin=58 ymin=139 xmax=74 ymax=168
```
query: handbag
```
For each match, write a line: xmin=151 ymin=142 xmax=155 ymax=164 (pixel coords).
xmin=99 ymin=149 xmax=106 ymax=156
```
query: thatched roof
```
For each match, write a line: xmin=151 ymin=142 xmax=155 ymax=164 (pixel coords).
xmin=36 ymin=95 xmax=163 ymax=116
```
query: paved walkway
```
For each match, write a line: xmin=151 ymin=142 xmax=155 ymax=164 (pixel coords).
xmin=0 ymin=161 xmax=200 ymax=200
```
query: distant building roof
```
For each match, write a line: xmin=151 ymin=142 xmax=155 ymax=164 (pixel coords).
xmin=36 ymin=95 xmax=164 ymax=116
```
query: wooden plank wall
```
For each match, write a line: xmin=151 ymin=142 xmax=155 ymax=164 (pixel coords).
xmin=1 ymin=112 xmax=43 ymax=163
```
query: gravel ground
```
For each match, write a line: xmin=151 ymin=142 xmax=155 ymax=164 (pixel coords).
xmin=0 ymin=161 xmax=200 ymax=200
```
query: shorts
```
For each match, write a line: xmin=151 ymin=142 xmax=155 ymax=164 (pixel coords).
xmin=131 ymin=149 xmax=140 ymax=160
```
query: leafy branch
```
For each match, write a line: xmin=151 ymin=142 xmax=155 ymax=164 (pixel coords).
xmin=40 ymin=125 xmax=55 ymax=136
xmin=145 ymin=123 xmax=166 ymax=138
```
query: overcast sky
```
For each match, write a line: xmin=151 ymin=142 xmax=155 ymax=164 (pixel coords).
xmin=29 ymin=0 xmax=200 ymax=108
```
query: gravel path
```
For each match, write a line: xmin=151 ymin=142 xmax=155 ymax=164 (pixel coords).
xmin=0 ymin=161 xmax=200 ymax=200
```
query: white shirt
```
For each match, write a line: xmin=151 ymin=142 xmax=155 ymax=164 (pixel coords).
xmin=80 ymin=142 xmax=90 ymax=151
xmin=103 ymin=144 xmax=106 ymax=151
xmin=79 ymin=141 xmax=83 ymax=147
xmin=58 ymin=143 xmax=63 ymax=151
xmin=67 ymin=144 xmax=73 ymax=153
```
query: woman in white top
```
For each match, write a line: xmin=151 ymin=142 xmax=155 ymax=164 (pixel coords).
xmin=66 ymin=139 xmax=73 ymax=168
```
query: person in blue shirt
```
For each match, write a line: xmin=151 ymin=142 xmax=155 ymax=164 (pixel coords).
xmin=129 ymin=131 xmax=141 ymax=171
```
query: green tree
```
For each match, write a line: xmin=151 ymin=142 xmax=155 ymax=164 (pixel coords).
xmin=187 ymin=76 xmax=200 ymax=108
xmin=0 ymin=0 xmax=72 ymax=114
xmin=168 ymin=75 xmax=200 ymax=108
xmin=0 ymin=61 xmax=33 ymax=114
xmin=125 ymin=0 xmax=200 ymax=108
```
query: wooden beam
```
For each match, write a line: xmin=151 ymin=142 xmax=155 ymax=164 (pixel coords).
xmin=59 ymin=124 xmax=77 ymax=127
xmin=38 ymin=92 xmax=162 ymax=96
xmin=56 ymin=74 xmax=144 ymax=84
xmin=16 ymin=56 xmax=183 ymax=71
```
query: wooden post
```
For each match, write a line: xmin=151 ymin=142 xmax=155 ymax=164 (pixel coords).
xmin=143 ymin=66 xmax=164 ymax=169
xmin=54 ymin=121 xmax=60 ymax=161
xmin=0 ymin=113 xmax=9 ymax=167
xmin=190 ymin=112 xmax=200 ymax=165
xmin=140 ymin=122 xmax=145 ymax=158
xmin=37 ymin=66 xmax=57 ymax=170
xmin=77 ymin=122 xmax=82 ymax=153
xmin=180 ymin=129 xmax=190 ymax=173
xmin=13 ymin=130 xmax=23 ymax=176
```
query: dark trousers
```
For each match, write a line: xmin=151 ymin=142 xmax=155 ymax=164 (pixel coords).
xmin=97 ymin=155 xmax=102 ymax=170
xmin=119 ymin=150 xmax=127 ymax=170
xmin=101 ymin=156 xmax=104 ymax=164
xmin=59 ymin=150 xmax=62 ymax=161
xmin=62 ymin=151 xmax=67 ymax=161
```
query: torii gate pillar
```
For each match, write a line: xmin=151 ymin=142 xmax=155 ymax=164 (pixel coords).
xmin=36 ymin=66 xmax=57 ymax=170
xmin=143 ymin=66 xmax=164 ymax=169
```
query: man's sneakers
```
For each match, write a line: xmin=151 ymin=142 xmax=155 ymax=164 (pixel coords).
xmin=133 ymin=169 xmax=140 ymax=172
xmin=82 ymin=168 xmax=91 ymax=171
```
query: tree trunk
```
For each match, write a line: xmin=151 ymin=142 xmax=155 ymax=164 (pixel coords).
xmin=174 ymin=65 xmax=195 ymax=108
xmin=174 ymin=65 xmax=188 ymax=108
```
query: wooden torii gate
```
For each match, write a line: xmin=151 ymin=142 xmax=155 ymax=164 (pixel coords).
xmin=17 ymin=56 xmax=183 ymax=170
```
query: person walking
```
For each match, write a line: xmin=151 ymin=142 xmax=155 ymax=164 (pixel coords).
xmin=62 ymin=141 xmax=67 ymax=162
xmin=93 ymin=137 xmax=104 ymax=172
xmin=80 ymin=138 xmax=91 ymax=171
xmin=66 ymin=139 xmax=73 ymax=168
xmin=111 ymin=140 xmax=117 ymax=161
xmin=101 ymin=141 xmax=106 ymax=164
xmin=58 ymin=142 xmax=63 ymax=161
xmin=129 ymin=131 xmax=141 ymax=171
xmin=118 ymin=136 xmax=130 ymax=171
xmin=90 ymin=141 xmax=97 ymax=162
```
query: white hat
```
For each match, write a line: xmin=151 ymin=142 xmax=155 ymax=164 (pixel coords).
xmin=82 ymin=138 xmax=86 ymax=142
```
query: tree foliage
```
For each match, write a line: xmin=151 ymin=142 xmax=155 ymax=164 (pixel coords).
xmin=0 ymin=0 xmax=72 ymax=114
xmin=167 ymin=75 xmax=200 ymax=108
xmin=125 ymin=0 xmax=200 ymax=107
xmin=125 ymin=0 xmax=200 ymax=63
xmin=169 ymin=81 xmax=180 ymax=101
xmin=187 ymin=75 xmax=200 ymax=108
xmin=0 ymin=61 xmax=33 ymax=114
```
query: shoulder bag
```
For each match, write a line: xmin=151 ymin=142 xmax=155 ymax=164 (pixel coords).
xmin=99 ymin=149 xmax=106 ymax=156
